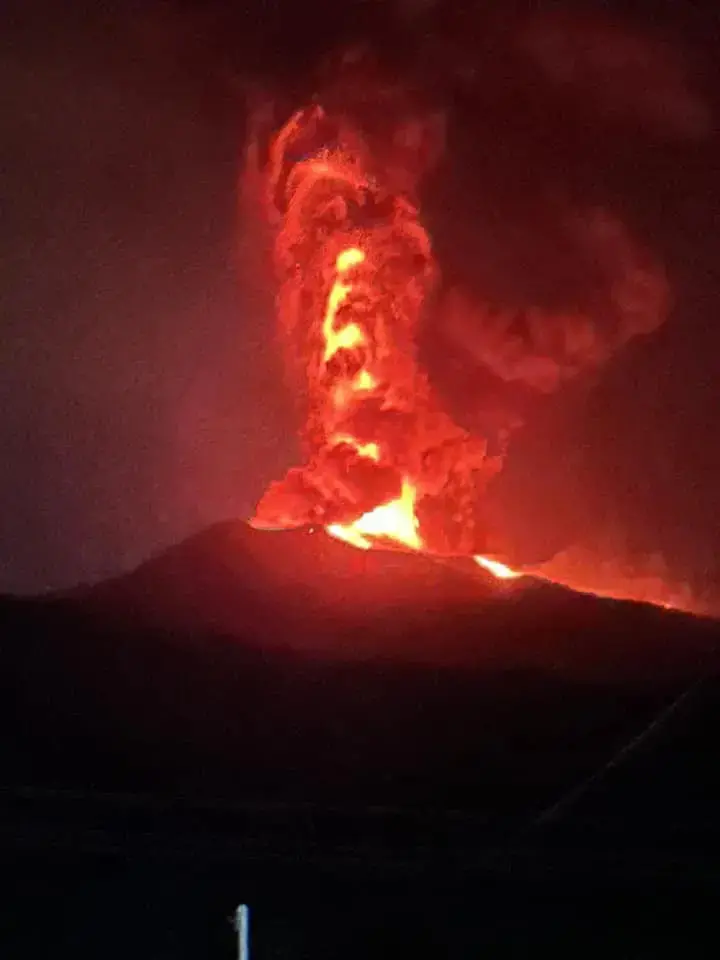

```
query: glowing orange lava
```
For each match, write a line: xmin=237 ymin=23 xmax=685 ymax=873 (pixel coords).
xmin=474 ymin=556 xmax=523 ymax=580
xmin=322 ymin=248 xmax=367 ymax=363
xmin=328 ymin=480 xmax=422 ymax=551
xmin=321 ymin=243 xmax=425 ymax=550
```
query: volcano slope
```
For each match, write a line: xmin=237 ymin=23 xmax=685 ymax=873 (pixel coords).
xmin=2 ymin=519 xmax=719 ymax=831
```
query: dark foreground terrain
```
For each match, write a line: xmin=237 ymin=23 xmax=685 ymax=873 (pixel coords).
xmin=3 ymin=522 xmax=720 ymax=955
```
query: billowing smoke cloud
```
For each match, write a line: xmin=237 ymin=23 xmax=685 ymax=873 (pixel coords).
xmin=243 ymin=4 xmax=712 ymax=569
xmin=517 ymin=10 xmax=712 ymax=142
xmin=242 ymin=7 xmax=699 ymax=406
xmin=408 ymin=7 xmax=708 ymax=440
xmin=436 ymin=206 xmax=670 ymax=397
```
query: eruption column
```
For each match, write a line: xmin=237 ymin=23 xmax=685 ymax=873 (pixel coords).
xmin=252 ymin=102 xmax=496 ymax=555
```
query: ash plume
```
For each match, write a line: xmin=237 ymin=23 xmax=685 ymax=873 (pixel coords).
xmin=241 ymin=4 xmax=711 ymax=570
xmin=435 ymin=205 xmax=670 ymax=398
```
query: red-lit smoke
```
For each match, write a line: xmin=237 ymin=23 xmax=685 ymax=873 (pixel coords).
xmin=247 ymin=51 xmax=671 ymax=571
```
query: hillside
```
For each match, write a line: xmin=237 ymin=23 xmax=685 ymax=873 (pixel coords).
xmin=2 ymin=522 xmax=717 ymax=821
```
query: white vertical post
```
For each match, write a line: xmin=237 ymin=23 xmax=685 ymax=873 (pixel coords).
xmin=236 ymin=904 xmax=250 ymax=960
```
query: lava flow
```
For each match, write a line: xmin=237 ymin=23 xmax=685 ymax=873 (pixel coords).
xmin=474 ymin=556 xmax=522 ymax=581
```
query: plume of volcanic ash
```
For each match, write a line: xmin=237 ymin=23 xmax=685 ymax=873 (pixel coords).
xmin=436 ymin=204 xmax=670 ymax=399
xmin=247 ymin=52 xmax=671 ymax=559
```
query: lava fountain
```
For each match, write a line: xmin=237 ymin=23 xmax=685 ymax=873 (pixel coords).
xmin=251 ymin=93 xmax=501 ymax=561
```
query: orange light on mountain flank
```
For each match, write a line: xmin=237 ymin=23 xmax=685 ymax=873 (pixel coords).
xmin=474 ymin=556 xmax=523 ymax=580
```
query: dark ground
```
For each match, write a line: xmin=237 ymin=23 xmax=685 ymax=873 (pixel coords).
xmin=3 ymin=522 xmax=720 ymax=955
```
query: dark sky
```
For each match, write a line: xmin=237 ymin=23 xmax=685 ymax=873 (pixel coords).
xmin=1 ymin=0 xmax=718 ymax=596
xmin=1 ymin=2 xmax=296 ymax=592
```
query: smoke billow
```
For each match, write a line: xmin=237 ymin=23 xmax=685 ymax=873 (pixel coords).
xmin=436 ymin=205 xmax=670 ymax=398
xmin=243 ymin=4 xmax=711 ymax=569
xmin=413 ymin=6 xmax=709 ymax=430
xmin=517 ymin=9 xmax=712 ymax=142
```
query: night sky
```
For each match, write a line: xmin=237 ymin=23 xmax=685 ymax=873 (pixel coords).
xmin=1 ymin=2 xmax=296 ymax=592
xmin=1 ymin=0 xmax=719 ymax=597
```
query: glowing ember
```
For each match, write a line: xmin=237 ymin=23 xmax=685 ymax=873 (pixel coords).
xmin=474 ymin=556 xmax=523 ymax=581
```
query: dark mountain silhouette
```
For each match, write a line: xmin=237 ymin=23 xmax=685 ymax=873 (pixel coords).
xmin=3 ymin=520 xmax=718 ymax=821
xmin=66 ymin=520 xmax=717 ymax=680
xmin=4 ymin=517 xmax=720 ymax=960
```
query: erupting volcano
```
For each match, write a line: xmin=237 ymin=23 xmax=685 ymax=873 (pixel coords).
xmin=250 ymin=89 xmax=507 ymax=560
xmin=247 ymin=54 xmax=692 ymax=607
